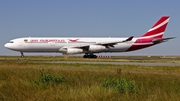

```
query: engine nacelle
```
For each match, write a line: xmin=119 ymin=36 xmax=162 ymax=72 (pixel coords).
xmin=59 ymin=48 xmax=83 ymax=54
xmin=89 ymin=45 xmax=106 ymax=52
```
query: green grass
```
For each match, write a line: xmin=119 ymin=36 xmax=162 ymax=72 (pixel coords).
xmin=0 ymin=57 xmax=180 ymax=101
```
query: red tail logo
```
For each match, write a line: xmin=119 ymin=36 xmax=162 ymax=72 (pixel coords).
xmin=68 ymin=39 xmax=79 ymax=42
xmin=141 ymin=16 xmax=170 ymax=39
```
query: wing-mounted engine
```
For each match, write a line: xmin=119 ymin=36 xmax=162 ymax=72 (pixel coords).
xmin=59 ymin=47 xmax=83 ymax=54
xmin=89 ymin=45 xmax=106 ymax=52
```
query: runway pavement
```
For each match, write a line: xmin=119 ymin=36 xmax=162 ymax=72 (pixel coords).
xmin=47 ymin=61 xmax=180 ymax=66
xmin=1 ymin=59 xmax=180 ymax=66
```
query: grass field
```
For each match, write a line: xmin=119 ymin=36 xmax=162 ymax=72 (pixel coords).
xmin=0 ymin=56 xmax=180 ymax=101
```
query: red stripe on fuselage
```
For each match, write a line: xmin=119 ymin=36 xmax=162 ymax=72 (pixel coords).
xmin=126 ymin=38 xmax=154 ymax=51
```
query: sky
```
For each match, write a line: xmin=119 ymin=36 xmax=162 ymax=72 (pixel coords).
xmin=0 ymin=0 xmax=179 ymax=56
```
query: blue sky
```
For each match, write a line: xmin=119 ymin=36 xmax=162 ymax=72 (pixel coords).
xmin=0 ymin=0 xmax=179 ymax=56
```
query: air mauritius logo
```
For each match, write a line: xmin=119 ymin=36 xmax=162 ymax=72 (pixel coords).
xmin=24 ymin=39 xmax=28 ymax=42
xmin=68 ymin=39 xmax=79 ymax=42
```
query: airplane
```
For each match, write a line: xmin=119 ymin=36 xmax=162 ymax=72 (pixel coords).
xmin=4 ymin=16 xmax=175 ymax=58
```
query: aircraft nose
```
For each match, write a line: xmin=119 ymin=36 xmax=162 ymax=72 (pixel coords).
xmin=4 ymin=43 xmax=18 ymax=51
xmin=4 ymin=43 xmax=8 ymax=48
xmin=4 ymin=43 xmax=11 ymax=49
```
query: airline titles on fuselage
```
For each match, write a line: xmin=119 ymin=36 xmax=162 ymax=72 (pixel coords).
xmin=25 ymin=39 xmax=66 ymax=43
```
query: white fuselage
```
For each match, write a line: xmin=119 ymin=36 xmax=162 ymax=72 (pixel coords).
xmin=4 ymin=37 xmax=140 ymax=53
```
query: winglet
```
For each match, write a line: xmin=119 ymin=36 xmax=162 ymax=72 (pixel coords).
xmin=123 ymin=36 xmax=134 ymax=42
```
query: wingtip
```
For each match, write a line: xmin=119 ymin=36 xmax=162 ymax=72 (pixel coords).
xmin=126 ymin=36 xmax=134 ymax=41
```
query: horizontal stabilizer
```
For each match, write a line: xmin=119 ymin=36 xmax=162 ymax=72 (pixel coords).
xmin=152 ymin=37 xmax=176 ymax=44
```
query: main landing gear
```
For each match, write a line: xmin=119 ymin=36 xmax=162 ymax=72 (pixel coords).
xmin=20 ymin=52 xmax=24 ymax=58
xmin=83 ymin=53 xmax=97 ymax=58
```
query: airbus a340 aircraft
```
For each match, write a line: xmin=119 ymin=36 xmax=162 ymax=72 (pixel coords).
xmin=4 ymin=16 xmax=175 ymax=58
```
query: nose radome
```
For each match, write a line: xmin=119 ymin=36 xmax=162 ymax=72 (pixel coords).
xmin=4 ymin=43 xmax=10 ymax=48
xmin=4 ymin=43 xmax=8 ymax=48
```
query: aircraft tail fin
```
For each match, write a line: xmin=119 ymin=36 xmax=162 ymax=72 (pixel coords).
xmin=141 ymin=16 xmax=170 ymax=38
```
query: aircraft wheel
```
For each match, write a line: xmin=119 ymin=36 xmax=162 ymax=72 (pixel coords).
xmin=83 ymin=54 xmax=97 ymax=58
xmin=93 ymin=55 xmax=97 ymax=58
xmin=83 ymin=55 xmax=88 ymax=58
xmin=90 ymin=55 xmax=97 ymax=58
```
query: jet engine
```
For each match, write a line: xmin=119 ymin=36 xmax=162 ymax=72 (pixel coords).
xmin=89 ymin=45 xmax=106 ymax=52
xmin=59 ymin=48 xmax=83 ymax=54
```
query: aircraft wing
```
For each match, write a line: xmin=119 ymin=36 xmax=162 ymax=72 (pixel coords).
xmin=96 ymin=36 xmax=134 ymax=46
xmin=152 ymin=37 xmax=176 ymax=44
xmin=59 ymin=36 xmax=134 ymax=53
xmin=75 ymin=36 xmax=134 ymax=48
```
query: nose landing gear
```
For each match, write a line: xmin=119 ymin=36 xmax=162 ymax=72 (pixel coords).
xmin=20 ymin=52 xmax=24 ymax=58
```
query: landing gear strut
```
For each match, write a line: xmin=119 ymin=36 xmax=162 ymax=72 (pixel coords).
xmin=20 ymin=52 xmax=24 ymax=58
xmin=83 ymin=53 xmax=97 ymax=58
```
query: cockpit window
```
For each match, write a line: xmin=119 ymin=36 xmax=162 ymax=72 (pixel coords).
xmin=9 ymin=41 xmax=14 ymax=43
